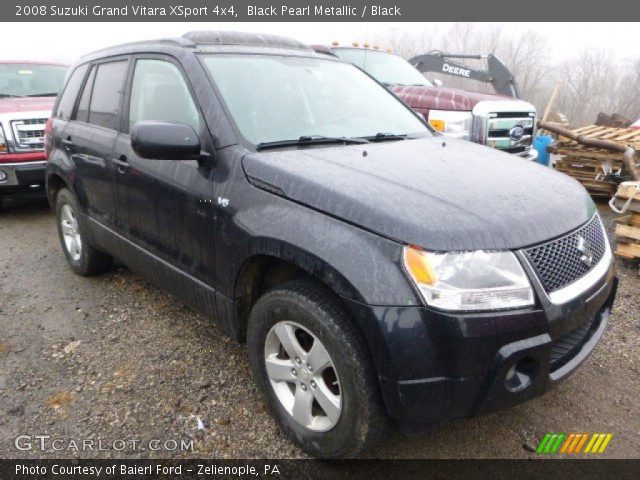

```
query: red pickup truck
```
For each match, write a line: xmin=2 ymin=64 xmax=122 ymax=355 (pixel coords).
xmin=316 ymin=45 xmax=538 ymax=161
xmin=0 ymin=61 xmax=67 ymax=209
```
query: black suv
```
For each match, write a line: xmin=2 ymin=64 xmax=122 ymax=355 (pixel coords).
xmin=45 ymin=31 xmax=617 ymax=458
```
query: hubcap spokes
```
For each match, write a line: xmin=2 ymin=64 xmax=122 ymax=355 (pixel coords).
xmin=61 ymin=204 xmax=82 ymax=261
xmin=265 ymin=321 xmax=341 ymax=432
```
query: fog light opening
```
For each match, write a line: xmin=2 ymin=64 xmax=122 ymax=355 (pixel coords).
xmin=0 ymin=170 xmax=7 ymax=183
xmin=505 ymin=356 xmax=538 ymax=393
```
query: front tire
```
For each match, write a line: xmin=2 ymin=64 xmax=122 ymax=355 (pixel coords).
xmin=247 ymin=279 xmax=389 ymax=458
xmin=55 ymin=188 xmax=113 ymax=276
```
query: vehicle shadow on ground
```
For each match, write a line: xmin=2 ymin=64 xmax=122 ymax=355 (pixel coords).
xmin=1 ymin=197 xmax=51 ymax=218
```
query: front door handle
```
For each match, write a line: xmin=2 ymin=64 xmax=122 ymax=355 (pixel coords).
xmin=113 ymin=155 xmax=129 ymax=174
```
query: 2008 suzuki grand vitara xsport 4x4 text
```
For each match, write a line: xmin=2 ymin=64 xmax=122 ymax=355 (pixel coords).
xmin=45 ymin=31 xmax=617 ymax=458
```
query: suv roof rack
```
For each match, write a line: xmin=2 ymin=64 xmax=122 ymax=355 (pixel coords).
xmin=182 ymin=31 xmax=310 ymax=50
xmin=81 ymin=31 xmax=311 ymax=61
xmin=82 ymin=37 xmax=196 ymax=58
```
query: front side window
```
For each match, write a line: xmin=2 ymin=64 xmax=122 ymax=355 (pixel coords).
xmin=0 ymin=63 xmax=68 ymax=98
xmin=202 ymin=55 xmax=429 ymax=146
xmin=332 ymin=49 xmax=432 ymax=87
xmin=86 ymin=61 xmax=128 ymax=130
xmin=128 ymin=59 xmax=200 ymax=133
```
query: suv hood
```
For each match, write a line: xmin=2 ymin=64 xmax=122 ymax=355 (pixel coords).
xmin=391 ymin=85 xmax=522 ymax=112
xmin=242 ymin=137 xmax=594 ymax=251
xmin=0 ymin=96 xmax=55 ymax=114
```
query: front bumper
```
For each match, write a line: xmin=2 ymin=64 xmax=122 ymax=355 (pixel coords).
xmin=0 ymin=159 xmax=47 ymax=196
xmin=344 ymin=255 xmax=617 ymax=430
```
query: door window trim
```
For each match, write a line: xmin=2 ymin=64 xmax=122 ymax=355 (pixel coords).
xmin=70 ymin=55 xmax=132 ymax=133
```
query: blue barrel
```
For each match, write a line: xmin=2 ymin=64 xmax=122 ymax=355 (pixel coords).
xmin=533 ymin=134 xmax=553 ymax=166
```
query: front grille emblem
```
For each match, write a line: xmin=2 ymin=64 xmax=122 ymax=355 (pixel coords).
xmin=509 ymin=125 xmax=525 ymax=141
xmin=576 ymin=235 xmax=594 ymax=267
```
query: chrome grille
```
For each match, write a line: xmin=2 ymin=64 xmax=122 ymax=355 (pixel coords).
xmin=524 ymin=215 xmax=607 ymax=293
xmin=11 ymin=118 xmax=47 ymax=151
xmin=485 ymin=111 xmax=535 ymax=154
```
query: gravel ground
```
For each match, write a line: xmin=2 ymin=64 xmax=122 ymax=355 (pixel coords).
xmin=0 ymin=198 xmax=638 ymax=459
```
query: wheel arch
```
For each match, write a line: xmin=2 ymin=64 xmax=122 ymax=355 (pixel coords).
xmin=45 ymin=165 xmax=73 ymax=208
xmin=231 ymin=242 xmax=367 ymax=342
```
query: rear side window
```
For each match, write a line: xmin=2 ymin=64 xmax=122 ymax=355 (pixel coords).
xmin=81 ymin=61 xmax=128 ymax=130
xmin=55 ymin=64 xmax=88 ymax=121
xmin=128 ymin=59 xmax=200 ymax=132
xmin=75 ymin=66 xmax=96 ymax=123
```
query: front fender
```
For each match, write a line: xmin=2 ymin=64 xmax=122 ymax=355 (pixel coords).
xmin=226 ymin=198 xmax=420 ymax=307
xmin=222 ymin=196 xmax=421 ymax=381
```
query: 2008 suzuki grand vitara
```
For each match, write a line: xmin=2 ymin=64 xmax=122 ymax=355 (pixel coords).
xmin=45 ymin=31 xmax=617 ymax=458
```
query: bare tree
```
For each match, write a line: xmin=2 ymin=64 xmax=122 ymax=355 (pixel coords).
xmin=374 ymin=26 xmax=437 ymax=59
xmin=608 ymin=57 xmax=640 ymax=122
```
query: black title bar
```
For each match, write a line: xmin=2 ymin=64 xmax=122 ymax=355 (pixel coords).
xmin=5 ymin=0 xmax=640 ymax=21
xmin=3 ymin=459 xmax=640 ymax=480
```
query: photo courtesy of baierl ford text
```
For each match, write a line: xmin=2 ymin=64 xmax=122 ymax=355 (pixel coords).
xmin=0 ymin=0 xmax=639 ymax=478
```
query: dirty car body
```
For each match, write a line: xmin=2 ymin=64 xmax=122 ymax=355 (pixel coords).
xmin=46 ymin=32 xmax=616 ymax=455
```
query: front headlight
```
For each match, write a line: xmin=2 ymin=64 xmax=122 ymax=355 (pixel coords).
xmin=427 ymin=110 xmax=473 ymax=140
xmin=0 ymin=125 xmax=8 ymax=154
xmin=403 ymin=246 xmax=534 ymax=311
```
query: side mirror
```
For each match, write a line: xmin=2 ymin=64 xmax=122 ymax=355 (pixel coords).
xmin=433 ymin=79 xmax=444 ymax=88
xmin=131 ymin=121 xmax=201 ymax=160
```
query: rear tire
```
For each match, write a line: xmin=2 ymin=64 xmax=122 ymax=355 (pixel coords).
xmin=247 ymin=279 xmax=389 ymax=458
xmin=55 ymin=188 xmax=113 ymax=276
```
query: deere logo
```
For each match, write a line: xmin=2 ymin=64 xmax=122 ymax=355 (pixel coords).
xmin=536 ymin=433 xmax=613 ymax=454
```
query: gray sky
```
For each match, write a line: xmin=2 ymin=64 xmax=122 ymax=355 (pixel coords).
xmin=0 ymin=22 xmax=637 ymax=64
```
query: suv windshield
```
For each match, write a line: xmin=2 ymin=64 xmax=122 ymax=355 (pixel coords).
xmin=332 ymin=48 xmax=432 ymax=88
xmin=0 ymin=63 xmax=68 ymax=98
xmin=202 ymin=55 xmax=430 ymax=146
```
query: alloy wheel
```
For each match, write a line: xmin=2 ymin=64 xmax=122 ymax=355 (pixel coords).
xmin=60 ymin=204 xmax=82 ymax=261
xmin=264 ymin=321 xmax=342 ymax=432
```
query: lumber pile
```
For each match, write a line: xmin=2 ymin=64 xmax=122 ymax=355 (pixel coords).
xmin=554 ymin=155 xmax=622 ymax=196
xmin=549 ymin=125 xmax=640 ymax=197
xmin=612 ymin=182 xmax=640 ymax=261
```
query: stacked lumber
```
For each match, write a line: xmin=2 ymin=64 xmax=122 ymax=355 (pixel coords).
xmin=612 ymin=182 xmax=640 ymax=261
xmin=555 ymin=155 xmax=622 ymax=196
xmin=550 ymin=125 xmax=640 ymax=197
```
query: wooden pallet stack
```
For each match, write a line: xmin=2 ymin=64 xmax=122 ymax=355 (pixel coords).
xmin=550 ymin=125 xmax=640 ymax=197
xmin=612 ymin=182 xmax=640 ymax=262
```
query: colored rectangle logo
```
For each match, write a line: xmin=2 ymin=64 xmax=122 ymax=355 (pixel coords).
xmin=537 ymin=433 xmax=612 ymax=454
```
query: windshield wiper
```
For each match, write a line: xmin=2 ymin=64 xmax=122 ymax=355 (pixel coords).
xmin=26 ymin=92 xmax=58 ymax=97
xmin=256 ymin=135 xmax=369 ymax=151
xmin=0 ymin=93 xmax=20 ymax=98
xmin=365 ymin=132 xmax=408 ymax=142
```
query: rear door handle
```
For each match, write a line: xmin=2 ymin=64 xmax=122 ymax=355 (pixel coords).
xmin=113 ymin=155 xmax=129 ymax=174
